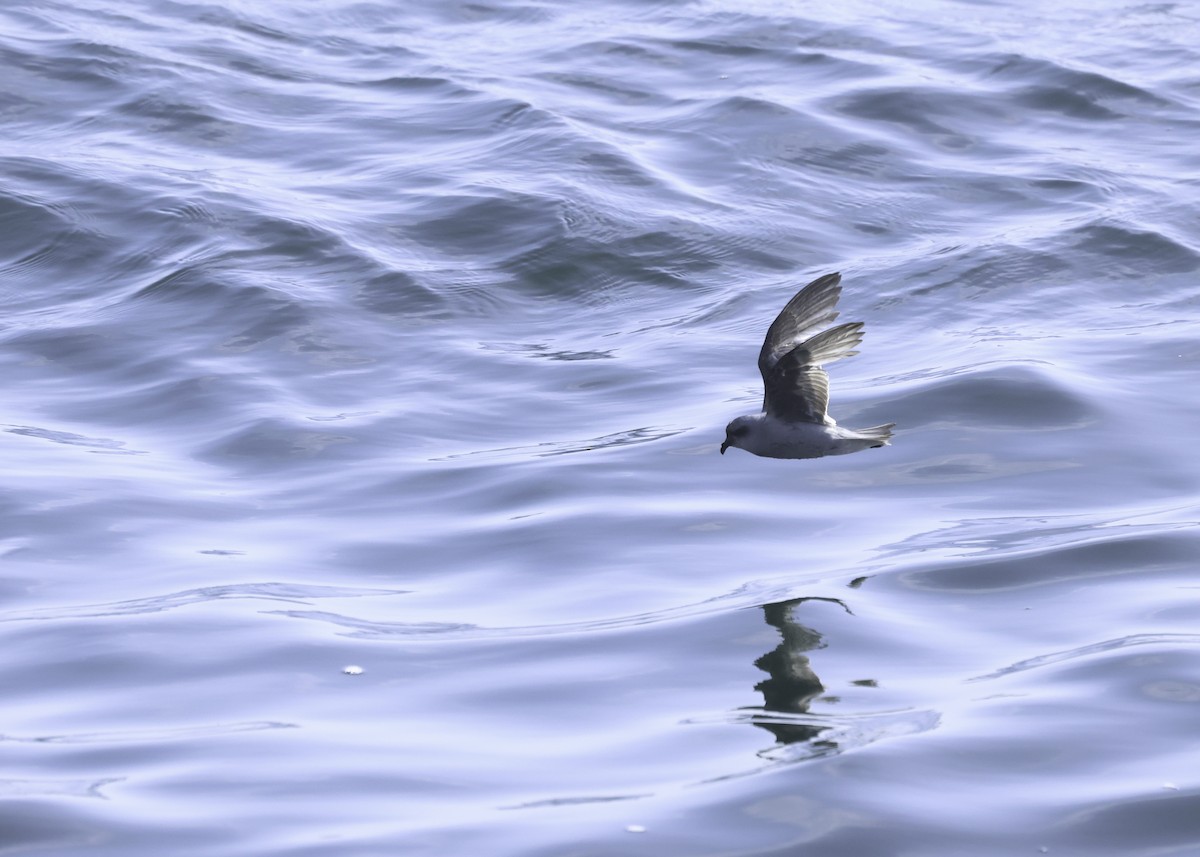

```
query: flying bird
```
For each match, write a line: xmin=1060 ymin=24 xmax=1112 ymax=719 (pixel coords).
xmin=721 ymin=272 xmax=894 ymax=459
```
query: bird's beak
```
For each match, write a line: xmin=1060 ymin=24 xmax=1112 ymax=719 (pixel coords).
xmin=720 ymin=440 xmax=729 ymax=455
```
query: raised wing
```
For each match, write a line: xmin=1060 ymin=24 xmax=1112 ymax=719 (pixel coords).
xmin=762 ymin=321 xmax=865 ymax=424
xmin=764 ymin=359 xmax=831 ymax=424
xmin=757 ymin=272 xmax=843 ymax=378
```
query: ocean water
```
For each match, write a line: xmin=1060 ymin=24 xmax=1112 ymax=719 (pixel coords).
xmin=2 ymin=0 xmax=1200 ymax=854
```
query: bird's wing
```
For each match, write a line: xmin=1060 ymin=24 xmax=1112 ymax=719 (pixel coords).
xmin=757 ymin=272 xmax=843 ymax=378
xmin=763 ymin=359 xmax=831 ymax=423
xmin=762 ymin=322 xmax=865 ymax=423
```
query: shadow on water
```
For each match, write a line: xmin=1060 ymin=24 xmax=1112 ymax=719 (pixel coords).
xmin=733 ymin=592 xmax=940 ymax=766
xmin=745 ymin=596 xmax=851 ymax=751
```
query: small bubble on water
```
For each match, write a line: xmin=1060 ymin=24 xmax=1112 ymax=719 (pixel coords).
xmin=342 ymin=665 xmax=364 ymax=676
xmin=625 ymin=825 xmax=646 ymax=834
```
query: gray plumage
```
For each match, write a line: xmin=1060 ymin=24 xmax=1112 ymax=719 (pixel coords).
xmin=721 ymin=272 xmax=894 ymax=460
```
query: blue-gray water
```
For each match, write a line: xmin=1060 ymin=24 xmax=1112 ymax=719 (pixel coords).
xmin=3 ymin=0 xmax=1200 ymax=854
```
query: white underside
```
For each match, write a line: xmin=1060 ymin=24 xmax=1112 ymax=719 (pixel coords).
xmin=731 ymin=414 xmax=892 ymax=460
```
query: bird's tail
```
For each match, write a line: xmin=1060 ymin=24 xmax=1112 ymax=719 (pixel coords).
xmin=855 ymin=423 xmax=896 ymax=446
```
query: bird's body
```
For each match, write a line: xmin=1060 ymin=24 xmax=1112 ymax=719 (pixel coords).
xmin=721 ymin=272 xmax=894 ymax=460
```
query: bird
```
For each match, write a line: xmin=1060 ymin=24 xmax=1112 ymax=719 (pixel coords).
xmin=720 ymin=272 xmax=894 ymax=459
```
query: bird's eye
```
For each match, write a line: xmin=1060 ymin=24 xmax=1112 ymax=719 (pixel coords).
xmin=732 ymin=426 xmax=750 ymax=438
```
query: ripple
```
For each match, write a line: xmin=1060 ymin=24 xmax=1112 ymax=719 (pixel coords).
xmin=432 ymin=426 xmax=688 ymax=462
xmin=970 ymin=633 xmax=1200 ymax=682
xmin=0 ymin=583 xmax=406 ymax=623
xmin=733 ymin=707 xmax=941 ymax=762
xmin=980 ymin=52 xmax=1180 ymax=110
xmin=1067 ymin=221 xmax=1200 ymax=274
xmin=3 ymin=425 xmax=147 ymax=455
xmin=406 ymin=192 xmax=565 ymax=263
xmin=0 ymin=777 xmax=122 ymax=799
xmin=266 ymin=580 xmax=821 ymax=641
xmin=897 ymin=528 xmax=1199 ymax=593
xmin=0 ymin=720 xmax=296 ymax=745
xmin=885 ymin=363 xmax=1096 ymax=431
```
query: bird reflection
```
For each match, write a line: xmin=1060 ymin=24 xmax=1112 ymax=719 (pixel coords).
xmin=749 ymin=597 xmax=851 ymax=748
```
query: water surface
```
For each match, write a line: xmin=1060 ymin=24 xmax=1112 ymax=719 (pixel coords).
xmin=2 ymin=0 xmax=1200 ymax=854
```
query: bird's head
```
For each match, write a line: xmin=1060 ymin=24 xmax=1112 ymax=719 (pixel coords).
xmin=720 ymin=415 xmax=756 ymax=455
